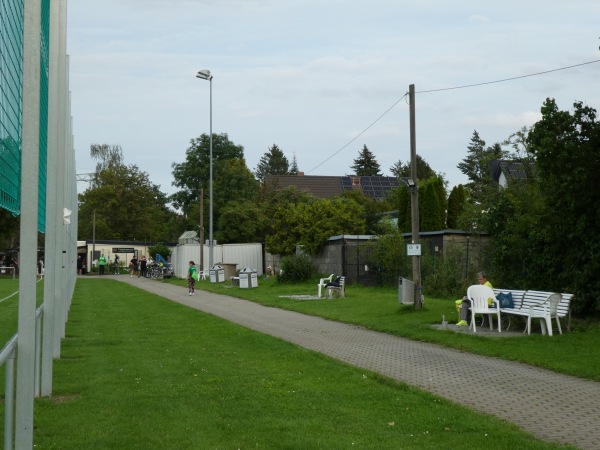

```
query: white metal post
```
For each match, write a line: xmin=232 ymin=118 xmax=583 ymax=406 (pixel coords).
xmin=17 ymin=0 xmax=42 ymax=446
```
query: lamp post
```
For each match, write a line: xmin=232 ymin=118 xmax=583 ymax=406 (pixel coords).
xmin=196 ymin=69 xmax=214 ymax=269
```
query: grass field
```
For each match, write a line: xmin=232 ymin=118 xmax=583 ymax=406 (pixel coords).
xmin=0 ymin=276 xmax=591 ymax=448
xmin=167 ymin=275 xmax=600 ymax=382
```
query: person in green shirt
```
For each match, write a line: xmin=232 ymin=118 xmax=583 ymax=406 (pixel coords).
xmin=456 ymin=271 xmax=493 ymax=325
xmin=98 ymin=254 xmax=106 ymax=276
xmin=187 ymin=261 xmax=197 ymax=296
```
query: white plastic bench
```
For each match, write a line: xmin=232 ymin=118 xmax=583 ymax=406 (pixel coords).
xmin=494 ymin=288 xmax=573 ymax=335
xmin=325 ymin=276 xmax=346 ymax=299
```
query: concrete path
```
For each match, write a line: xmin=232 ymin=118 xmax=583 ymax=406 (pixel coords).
xmin=111 ymin=275 xmax=600 ymax=450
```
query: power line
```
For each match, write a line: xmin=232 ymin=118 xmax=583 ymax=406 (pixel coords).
xmin=307 ymin=58 xmax=600 ymax=175
xmin=306 ymin=93 xmax=408 ymax=174
xmin=416 ymin=59 xmax=600 ymax=94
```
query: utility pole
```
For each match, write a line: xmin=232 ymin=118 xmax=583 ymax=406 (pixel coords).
xmin=92 ymin=209 xmax=96 ymax=270
xmin=199 ymin=188 xmax=204 ymax=271
xmin=409 ymin=84 xmax=422 ymax=310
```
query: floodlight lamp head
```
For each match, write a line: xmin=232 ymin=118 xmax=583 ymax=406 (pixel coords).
xmin=196 ymin=70 xmax=212 ymax=80
xmin=401 ymin=177 xmax=416 ymax=188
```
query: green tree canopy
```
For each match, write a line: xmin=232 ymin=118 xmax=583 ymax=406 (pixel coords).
xmin=216 ymin=200 xmax=265 ymax=244
xmin=526 ymin=99 xmax=600 ymax=315
xmin=170 ymin=133 xmax=246 ymax=212
xmin=265 ymin=197 xmax=366 ymax=255
xmin=78 ymin=162 xmax=173 ymax=242
xmin=351 ymin=145 xmax=381 ymax=176
xmin=446 ymin=185 xmax=466 ymax=229
xmin=390 ymin=154 xmax=437 ymax=181
xmin=90 ymin=144 xmax=124 ymax=179
xmin=419 ymin=180 xmax=443 ymax=232
xmin=457 ymin=131 xmax=509 ymax=205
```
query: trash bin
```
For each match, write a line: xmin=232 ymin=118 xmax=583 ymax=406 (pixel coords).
xmin=239 ymin=267 xmax=258 ymax=289
xmin=398 ymin=277 xmax=415 ymax=305
xmin=209 ymin=264 xmax=225 ymax=283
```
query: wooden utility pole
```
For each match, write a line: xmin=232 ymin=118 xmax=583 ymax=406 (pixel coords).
xmin=409 ymin=84 xmax=422 ymax=310
xmin=199 ymin=188 xmax=204 ymax=271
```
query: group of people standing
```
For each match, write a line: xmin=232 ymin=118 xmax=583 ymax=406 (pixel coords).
xmin=76 ymin=254 xmax=151 ymax=277
xmin=128 ymin=255 xmax=148 ymax=278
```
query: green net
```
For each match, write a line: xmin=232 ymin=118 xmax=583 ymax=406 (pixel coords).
xmin=0 ymin=0 xmax=23 ymax=217
xmin=38 ymin=0 xmax=49 ymax=232
xmin=0 ymin=0 xmax=49 ymax=232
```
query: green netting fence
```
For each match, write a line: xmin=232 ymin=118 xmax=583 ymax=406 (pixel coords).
xmin=0 ymin=0 xmax=48 ymax=232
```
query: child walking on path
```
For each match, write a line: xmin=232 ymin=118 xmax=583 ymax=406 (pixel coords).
xmin=187 ymin=261 xmax=197 ymax=296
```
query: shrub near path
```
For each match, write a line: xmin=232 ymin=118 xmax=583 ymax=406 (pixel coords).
xmin=30 ymin=279 xmax=571 ymax=449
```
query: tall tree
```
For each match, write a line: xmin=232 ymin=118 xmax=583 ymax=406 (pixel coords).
xmin=527 ymin=99 xmax=600 ymax=315
xmin=254 ymin=144 xmax=290 ymax=182
xmin=351 ymin=145 xmax=381 ymax=176
xmin=419 ymin=180 xmax=443 ymax=232
xmin=446 ymin=185 xmax=466 ymax=229
xmin=90 ymin=144 xmax=124 ymax=173
xmin=387 ymin=186 xmax=411 ymax=233
xmin=78 ymin=162 xmax=173 ymax=242
xmin=457 ymin=131 xmax=509 ymax=205
xmin=289 ymin=152 xmax=299 ymax=175
xmin=213 ymin=158 xmax=260 ymax=237
xmin=171 ymin=133 xmax=247 ymax=213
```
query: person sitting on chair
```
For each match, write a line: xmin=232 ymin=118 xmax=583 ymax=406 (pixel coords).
xmin=456 ymin=271 xmax=493 ymax=326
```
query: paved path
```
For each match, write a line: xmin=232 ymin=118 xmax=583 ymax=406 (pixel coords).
xmin=112 ymin=276 xmax=600 ymax=450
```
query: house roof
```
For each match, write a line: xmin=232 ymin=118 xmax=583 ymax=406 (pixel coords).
xmin=490 ymin=160 xmax=531 ymax=186
xmin=264 ymin=174 xmax=400 ymax=200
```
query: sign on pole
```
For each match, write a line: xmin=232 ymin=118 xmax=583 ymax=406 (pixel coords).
xmin=406 ymin=243 xmax=421 ymax=256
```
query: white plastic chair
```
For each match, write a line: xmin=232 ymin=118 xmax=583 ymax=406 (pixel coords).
xmin=527 ymin=293 xmax=562 ymax=336
xmin=317 ymin=274 xmax=334 ymax=298
xmin=198 ymin=269 xmax=209 ymax=280
xmin=467 ymin=285 xmax=501 ymax=333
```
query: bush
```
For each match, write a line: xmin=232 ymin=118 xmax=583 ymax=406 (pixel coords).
xmin=365 ymin=227 xmax=407 ymax=286
xmin=277 ymin=254 xmax=316 ymax=283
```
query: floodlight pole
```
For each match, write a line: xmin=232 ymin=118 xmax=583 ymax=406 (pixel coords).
xmin=408 ymin=84 xmax=422 ymax=310
xmin=196 ymin=70 xmax=214 ymax=268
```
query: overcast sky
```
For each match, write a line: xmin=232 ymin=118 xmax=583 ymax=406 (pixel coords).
xmin=68 ymin=0 xmax=600 ymax=196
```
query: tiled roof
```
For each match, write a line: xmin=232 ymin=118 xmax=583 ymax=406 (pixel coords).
xmin=264 ymin=175 xmax=399 ymax=200
xmin=264 ymin=175 xmax=344 ymax=198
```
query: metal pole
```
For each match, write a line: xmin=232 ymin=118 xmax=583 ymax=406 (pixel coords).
xmin=17 ymin=0 xmax=42 ymax=445
xmin=209 ymin=77 xmax=214 ymax=269
xmin=41 ymin=0 xmax=62 ymax=397
xmin=409 ymin=84 xmax=422 ymax=310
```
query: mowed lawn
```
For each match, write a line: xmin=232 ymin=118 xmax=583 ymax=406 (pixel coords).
xmin=0 ymin=277 xmax=582 ymax=448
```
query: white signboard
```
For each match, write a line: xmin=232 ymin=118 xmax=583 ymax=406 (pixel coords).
xmin=406 ymin=243 xmax=421 ymax=256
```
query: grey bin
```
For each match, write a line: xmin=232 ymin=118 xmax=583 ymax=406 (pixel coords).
xmin=239 ymin=267 xmax=258 ymax=289
xmin=209 ymin=264 xmax=225 ymax=283
xmin=398 ymin=277 xmax=415 ymax=305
